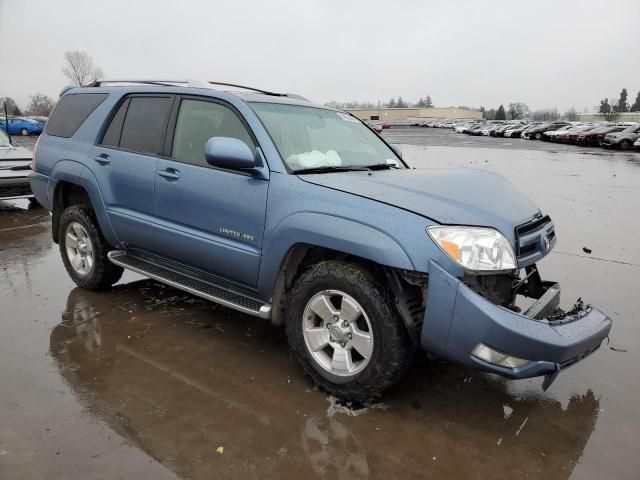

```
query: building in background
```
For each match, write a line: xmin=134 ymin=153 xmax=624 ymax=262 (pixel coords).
xmin=346 ymin=107 xmax=483 ymax=124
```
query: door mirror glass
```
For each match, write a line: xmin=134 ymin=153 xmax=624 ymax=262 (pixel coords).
xmin=205 ymin=137 xmax=256 ymax=170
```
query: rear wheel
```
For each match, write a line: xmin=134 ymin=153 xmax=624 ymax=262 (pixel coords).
xmin=535 ymin=132 xmax=543 ymax=140
xmin=59 ymin=206 xmax=123 ymax=290
xmin=620 ymin=140 xmax=631 ymax=151
xmin=285 ymin=260 xmax=413 ymax=402
xmin=20 ymin=128 xmax=28 ymax=136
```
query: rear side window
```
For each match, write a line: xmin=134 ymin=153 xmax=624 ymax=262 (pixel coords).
xmin=100 ymin=98 xmax=129 ymax=147
xmin=46 ymin=93 xmax=108 ymax=138
xmin=118 ymin=96 xmax=173 ymax=155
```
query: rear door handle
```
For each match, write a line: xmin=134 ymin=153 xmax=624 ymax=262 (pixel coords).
xmin=94 ymin=154 xmax=111 ymax=165
xmin=158 ymin=168 xmax=180 ymax=180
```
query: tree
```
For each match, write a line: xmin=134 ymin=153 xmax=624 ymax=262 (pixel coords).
xmin=564 ymin=107 xmax=578 ymax=121
xmin=425 ymin=95 xmax=433 ymax=108
xmin=61 ymin=50 xmax=104 ymax=86
xmin=25 ymin=93 xmax=55 ymax=116
xmin=600 ymin=97 xmax=620 ymax=122
xmin=386 ymin=98 xmax=396 ymax=108
xmin=396 ymin=96 xmax=407 ymax=108
xmin=508 ymin=102 xmax=529 ymax=120
xmin=495 ymin=104 xmax=506 ymax=120
xmin=614 ymin=88 xmax=629 ymax=112
xmin=631 ymin=91 xmax=640 ymax=112
xmin=531 ymin=108 xmax=559 ymax=121
xmin=0 ymin=97 xmax=22 ymax=116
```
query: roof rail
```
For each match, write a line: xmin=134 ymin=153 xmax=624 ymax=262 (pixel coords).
xmin=88 ymin=79 xmax=293 ymax=98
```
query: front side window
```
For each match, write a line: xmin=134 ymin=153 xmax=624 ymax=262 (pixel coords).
xmin=250 ymin=103 xmax=403 ymax=172
xmin=171 ymin=99 xmax=255 ymax=166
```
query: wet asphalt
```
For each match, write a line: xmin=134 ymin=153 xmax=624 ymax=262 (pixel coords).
xmin=1 ymin=129 xmax=639 ymax=479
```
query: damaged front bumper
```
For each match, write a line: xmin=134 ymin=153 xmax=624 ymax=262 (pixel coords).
xmin=421 ymin=260 xmax=612 ymax=389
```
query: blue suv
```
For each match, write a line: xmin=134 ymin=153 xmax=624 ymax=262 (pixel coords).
xmin=30 ymin=80 xmax=611 ymax=401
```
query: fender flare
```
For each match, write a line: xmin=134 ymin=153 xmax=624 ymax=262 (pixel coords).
xmin=258 ymin=212 xmax=415 ymax=299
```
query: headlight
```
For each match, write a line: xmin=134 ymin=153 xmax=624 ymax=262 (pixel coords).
xmin=427 ymin=226 xmax=517 ymax=271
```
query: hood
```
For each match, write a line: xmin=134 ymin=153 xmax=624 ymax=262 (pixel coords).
xmin=300 ymin=168 xmax=540 ymax=243
xmin=0 ymin=145 xmax=33 ymax=163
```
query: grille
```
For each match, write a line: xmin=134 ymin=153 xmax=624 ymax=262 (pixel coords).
xmin=515 ymin=214 xmax=556 ymax=267
xmin=0 ymin=184 xmax=32 ymax=198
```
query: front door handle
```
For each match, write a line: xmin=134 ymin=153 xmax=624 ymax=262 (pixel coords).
xmin=158 ymin=168 xmax=180 ymax=180
xmin=94 ymin=154 xmax=111 ymax=165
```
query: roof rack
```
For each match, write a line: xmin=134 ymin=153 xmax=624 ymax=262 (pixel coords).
xmin=88 ymin=79 xmax=290 ymax=98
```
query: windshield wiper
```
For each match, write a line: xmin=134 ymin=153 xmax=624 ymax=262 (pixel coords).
xmin=364 ymin=162 xmax=401 ymax=170
xmin=292 ymin=165 xmax=371 ymax=174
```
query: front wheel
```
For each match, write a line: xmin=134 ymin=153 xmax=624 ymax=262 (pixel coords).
xmin=20 ymin=128 xmax=29 ymax=136
xmin=285 ymin=261 xmax=414 ymax=402
xmin=620 ymin=140 xmax=631 ymax=151
xmin=535 ymin=132 xmax=543 ymax=140
xmin=59 ymin=205 xmax=123 ymax=290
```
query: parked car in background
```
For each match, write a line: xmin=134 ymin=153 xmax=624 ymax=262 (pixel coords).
xmin=0 ymin=117 xmax=45 ymax=136
xmin=575 ymin=125 xmax=626 ymax=147
xmin=634 ymin=138 xmax=640 ymax=150
xmin=523 ymin=121 xmax=571 ymax=140
xmin=601 ymin=124 xmax=640 ymax=150
xmin=542 ymin=125 xmax=575 ymax=142
xmin=27 ymin=116 xmax=48 ymax=124
xmin=380 ymin=121 xmax=391 ymax=129
xmin=557 ymin=125 xmax=597 ymax=144
xmin=366 ymin=121 xmax=383 ymax=133
xmin=503 ymin=124 xmax=528 ymax=138
xmin=0 ymin=128 xmax=37 ymax=203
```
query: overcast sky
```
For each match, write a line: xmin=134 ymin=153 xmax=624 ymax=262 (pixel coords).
xmin=1 ymin=0 xmax=638 ymax=112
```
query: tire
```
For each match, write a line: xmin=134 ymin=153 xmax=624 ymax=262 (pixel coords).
xmin=620 ymin=140 xmax=631 ymax=151
xmin=59 ymin=205 xmax=123 ymax=290
xmin=285 ymin=260 xmax=414 ymax=403
xmin=535 ymin=132 xmax=543 ymax=140
xmin=20 ymin=128 xmax=29 ymax=136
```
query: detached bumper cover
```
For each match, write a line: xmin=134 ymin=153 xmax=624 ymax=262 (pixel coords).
xmin=421 ymin=261 xmax=611 ymax=381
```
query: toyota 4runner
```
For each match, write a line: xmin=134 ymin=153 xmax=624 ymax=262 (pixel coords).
xmin=30 ymin=80 xmax=611 ymax=401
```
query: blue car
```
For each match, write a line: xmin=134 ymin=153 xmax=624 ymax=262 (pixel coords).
xmin=30 ymin=80 xmax=611 ymax=402
xmin=1 ymin=117 xmax=45 ymax=136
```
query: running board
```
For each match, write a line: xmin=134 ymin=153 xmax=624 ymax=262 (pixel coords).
xmin=107 ymin=250 xmax=271 ymax=319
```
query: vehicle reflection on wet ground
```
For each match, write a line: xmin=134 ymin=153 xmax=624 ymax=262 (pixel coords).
xmin=1 ymin=134 xmax=639 ymax=479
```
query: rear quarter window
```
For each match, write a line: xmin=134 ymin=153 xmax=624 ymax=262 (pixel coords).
xmin=46 ymin=93 xmax=108 ymax=138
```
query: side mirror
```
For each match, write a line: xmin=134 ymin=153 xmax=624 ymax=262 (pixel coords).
xmin=389 ymin=144 xmax=403 ymax=159
xmin=205 ymin=137 xmax=256 ymax=171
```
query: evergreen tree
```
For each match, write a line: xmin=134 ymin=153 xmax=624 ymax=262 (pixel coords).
xmin=495 ymin=104 xmax=506 ymax=120
xmin=599 ymin=98 xmax=611 ymax=114
xmin=631 ymin=91 xmax=640 ymax=112
xmin=615 ymin=88 xmax=629 ymax=112
xmin=425 ymin=95 xmax=433 ymax=108
xmin=396 ymin=96 xmax=406 ymax=108
xmin=387 ymin=98 xmax=396 ymax=108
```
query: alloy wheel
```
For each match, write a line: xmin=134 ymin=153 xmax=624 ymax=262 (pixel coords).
xmin=302 ymin=290 xmax=373 ymax=378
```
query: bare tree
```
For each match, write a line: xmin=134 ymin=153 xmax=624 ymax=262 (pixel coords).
xmin=61 ymin=51 xmax=104 ymax=86
xmin=0 ymin=97 xmax=22 ymax=116
xmin=600 ymin=96 xmax=620 ymax=122
xmin=507 ymin=102 xmax=530 ymax=120
xmin=25 ymin=93 xmax=56 ymax=116
xmin=564 ymin=107 xmax=578 ymax=121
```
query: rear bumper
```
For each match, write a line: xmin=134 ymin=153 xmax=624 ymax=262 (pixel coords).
xmin=421 ymin=261 xmax=611 ymax=385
